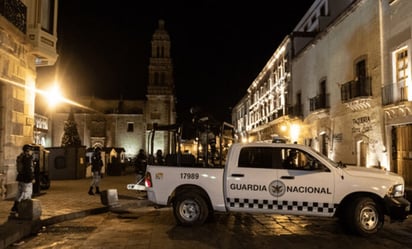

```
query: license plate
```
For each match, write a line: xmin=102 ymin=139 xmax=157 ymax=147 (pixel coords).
xmin=127 ymin=184 xmax=146 ymax=191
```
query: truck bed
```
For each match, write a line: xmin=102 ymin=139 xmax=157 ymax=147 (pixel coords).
xmin=145 ymin=165 xmax=226 ymax=211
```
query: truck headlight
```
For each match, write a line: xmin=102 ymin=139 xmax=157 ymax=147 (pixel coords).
xmin=388 ymin=184 xmax=404 ymax=197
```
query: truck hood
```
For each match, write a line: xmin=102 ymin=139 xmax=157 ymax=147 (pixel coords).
xmin=344 ymin=166 xmax=404 ymax=183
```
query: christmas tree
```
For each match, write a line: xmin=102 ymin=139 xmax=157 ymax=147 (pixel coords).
xmin=61 ymin=109 xmax=82 ymax=147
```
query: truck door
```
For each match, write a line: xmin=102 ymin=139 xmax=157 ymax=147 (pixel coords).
xmin=276 ymin=148 xmax=335 ymax=217
xmin=224 ymin=146 xmax=281 ymax=213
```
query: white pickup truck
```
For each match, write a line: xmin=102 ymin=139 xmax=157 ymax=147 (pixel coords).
xmin=142 ymin=141 xmax=410 ymax=236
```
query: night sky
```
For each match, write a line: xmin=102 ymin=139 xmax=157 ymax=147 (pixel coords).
xmin=38 ymin=1 xmax=314 ymax=123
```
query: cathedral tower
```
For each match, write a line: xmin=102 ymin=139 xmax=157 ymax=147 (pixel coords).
xmin=146 ymin=20 xmax=176 ymax=154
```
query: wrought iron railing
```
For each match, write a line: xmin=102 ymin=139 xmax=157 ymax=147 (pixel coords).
xmin=340 ymin=77 xmax=372 ymax=102
xmin=0 ymin=0 xmax=26 ymax=34
xmin=309 ymin=94 xmax=329 ymax=111
xmin=382 ymin=82 xmax=408 ymax=105
xmin=287 ymin=104 xmax=303 ymax=117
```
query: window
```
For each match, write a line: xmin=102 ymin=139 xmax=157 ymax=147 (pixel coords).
xmin=281 ymin=148 xmax=327 ymax=171
xmin=356 ymin=59 xmax=367 ymax=81
xmin=395 ymin=48 xmax=408 ymax=82
xmin=355 ymin=58 xmax=371 ymax=97
xmin=41 ymin=0 xmax=55 ymax=34
xmin=238 ymin=147 xmax=283 ymax=169
xmin=127 ymin=122 xmax=134 ymax=132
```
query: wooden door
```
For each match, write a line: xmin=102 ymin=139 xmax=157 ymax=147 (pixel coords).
xmin=395 ymin=125 xmax=412 ymax=186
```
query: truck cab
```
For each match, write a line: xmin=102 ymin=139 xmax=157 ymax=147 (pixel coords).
xmin=224 ymin=143 xmax=334 ymax=217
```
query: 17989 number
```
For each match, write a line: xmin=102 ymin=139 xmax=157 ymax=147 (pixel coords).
xmin=180 ymin=173 xmax=199 ymax=180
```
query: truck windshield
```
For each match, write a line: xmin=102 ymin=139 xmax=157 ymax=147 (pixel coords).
xmin=306 ymin=146 xmax=340 ymax=168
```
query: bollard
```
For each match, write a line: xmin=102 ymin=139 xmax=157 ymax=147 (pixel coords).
xmin=100 ymin=189 xmax=119 ymax=207
xmin=18 ymin=199 xmax=42 ymax=220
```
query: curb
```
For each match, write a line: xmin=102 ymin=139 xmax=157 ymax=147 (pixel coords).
xmin=41 ymin=206 xmax=110 ymax=227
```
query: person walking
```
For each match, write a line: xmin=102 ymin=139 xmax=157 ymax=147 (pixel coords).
xmin=11 ymin=144 xmax=34 ymax=213
xmin=88 ymin=147 xmax=103 ymax=195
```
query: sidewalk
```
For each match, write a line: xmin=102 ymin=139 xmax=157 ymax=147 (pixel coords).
xmin=0 ymin=173 xmax=151 ymax=249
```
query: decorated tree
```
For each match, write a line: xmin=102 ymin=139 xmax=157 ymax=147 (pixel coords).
xmin=61 ymin=109 xmax=82 ymax=147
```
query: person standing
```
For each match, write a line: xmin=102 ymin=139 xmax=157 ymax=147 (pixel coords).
xmin=155 ymin=149 xmax=164 ymax=165
xmin=135 ymin=149 xmax=147 ymax=183
xmin=88 ymin=147 xmax=103 ymax=195
xmin=11 ymin=144 xmax=34 ymax=213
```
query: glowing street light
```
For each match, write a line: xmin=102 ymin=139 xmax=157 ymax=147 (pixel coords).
xmin=46 ymin=83 xmax=63 ymax=108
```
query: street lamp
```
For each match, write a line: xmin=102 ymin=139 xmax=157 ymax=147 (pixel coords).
xmin=46 ymin=83 xmax=63 ymax=109
xmin=44 ymin=82 xmax=63 ymax=147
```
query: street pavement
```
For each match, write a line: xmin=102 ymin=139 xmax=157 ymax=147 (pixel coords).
xmin=0 ymin=171 xmax=150 ymax=249
xmin=1 ymin=170 xmax=411 ymax=249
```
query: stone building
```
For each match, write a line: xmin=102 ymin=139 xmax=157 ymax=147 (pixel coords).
xmin=233 ymin=0 xmax=355 ymax=144
xmin=381 ymin=0 xmax=412 ymax=186
xmin=0 ymin=0 xmax=59 ymax=198
xmin=232 ymin=0 xmax=412 ymax=185
xmin=292 ymin=0 xmax=383 ymax=166
xmin=44 ymin=19 xmax=176 ymax=160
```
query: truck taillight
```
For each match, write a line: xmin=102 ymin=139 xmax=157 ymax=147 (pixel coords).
xmin=145 ymin=172 xmax=152 ymax=188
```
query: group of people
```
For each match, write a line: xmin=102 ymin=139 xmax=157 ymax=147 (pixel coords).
xmin=10 ymin=145 xmax=163 ymax=214
xmin=133 ymin=148 xmax=163 ymax=179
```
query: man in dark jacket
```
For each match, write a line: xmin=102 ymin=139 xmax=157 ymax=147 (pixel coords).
xmin=88 ymin=147 xmax=103 ymax=195
xmin=11 ymin=144 xmax=34 ymax=213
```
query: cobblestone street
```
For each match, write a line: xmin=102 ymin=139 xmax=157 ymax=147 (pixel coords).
xmin=12 ymin=206 xmax=412 ymax=249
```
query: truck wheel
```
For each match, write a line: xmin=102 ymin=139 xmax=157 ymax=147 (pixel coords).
xmin=173 ymin=192 xmax=209 ymax=226
xmin=344 ymin=197 xmax=383 ymax=236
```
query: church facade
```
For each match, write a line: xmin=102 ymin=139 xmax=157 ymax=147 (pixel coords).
xmin=38 ymin=20 xmax=176 ymax=159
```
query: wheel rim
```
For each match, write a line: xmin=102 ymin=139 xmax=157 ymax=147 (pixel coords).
xmin=179 ymin=199 xmax=200 ymax=222
xmin=359 ymin=205 xmax=378 ymax=231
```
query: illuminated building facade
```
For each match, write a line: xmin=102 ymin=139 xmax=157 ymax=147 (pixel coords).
xmin=232 ymin=0 xmax=412 ymax=185
xmin=0 ymin=0 xmax=59 ymax=198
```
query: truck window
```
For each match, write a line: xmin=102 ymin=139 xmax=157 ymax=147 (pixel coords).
xmin=281 ymin=148 xmax=327 ymax=171
xmin=238 ymin=147 xmax=282 ymax=169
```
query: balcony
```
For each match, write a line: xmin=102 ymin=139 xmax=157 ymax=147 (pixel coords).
xmin=27 ymin=25 xmax=58 ymax=66
xmin=309 ymin=94 xmax=329 ymax=112
xmin=341 ymin=77 xmax=372 ymax=102
xmin=382 ymin=82 xmax=408 ymax=105
xmin=0 ymin=0 xmax=26 ymax=34
xmin=382 ymin=82 xmax=412 ymax=121
xmin=287 ymin=104 xmax=303 ymax=117
xmin=0 ymin=0 xmax=57 ymax=66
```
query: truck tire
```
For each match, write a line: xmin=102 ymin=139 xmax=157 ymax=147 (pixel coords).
xmin=344 ymin=196 xmax=383 ymax=236
xmin=173 ymin=192 xmax=209 ymax=226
